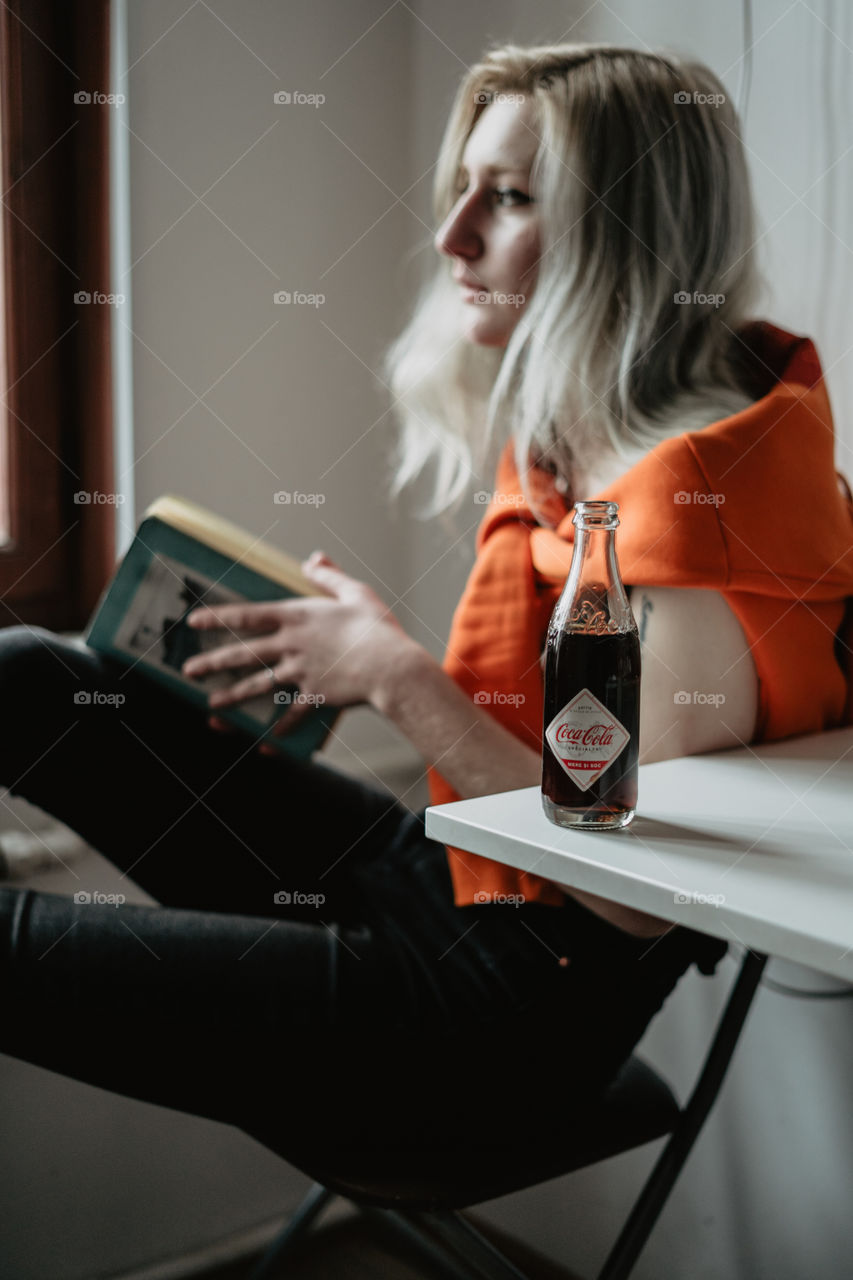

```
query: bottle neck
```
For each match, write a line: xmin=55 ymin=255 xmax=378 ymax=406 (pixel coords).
xmin=558 ymin=524 xmax=634 ymax=634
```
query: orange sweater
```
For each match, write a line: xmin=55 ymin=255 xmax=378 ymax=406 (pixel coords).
xmin=427 ymin=321 xmax=853 ymax=908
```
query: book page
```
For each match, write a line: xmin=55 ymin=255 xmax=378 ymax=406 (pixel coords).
xmin=112 ymin=551 xmax=289 ymax=729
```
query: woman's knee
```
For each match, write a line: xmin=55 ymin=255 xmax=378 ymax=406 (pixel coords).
xmin=0 ymin=625 xmax=101 ymax=695
xmin=0 ymin=624 xmax=74 ymax=679
xmin=0 ymin=626 xmax=108 ymax=773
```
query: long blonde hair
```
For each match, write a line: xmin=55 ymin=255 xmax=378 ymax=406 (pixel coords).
xmin=383 ymin=42 xmax=765 ymax=521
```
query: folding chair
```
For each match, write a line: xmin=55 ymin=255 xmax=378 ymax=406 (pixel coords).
xmin=247 ymin=946 xmax=767 ymax=1280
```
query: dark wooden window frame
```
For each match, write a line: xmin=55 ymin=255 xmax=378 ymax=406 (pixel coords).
xmin=0 ymin=0 xmax=115 ymax=630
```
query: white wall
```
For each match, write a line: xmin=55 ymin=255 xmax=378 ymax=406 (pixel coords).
xmin=123 ymin=0 xmax=424 ymax=780
xmin=119 ymin=2 xmax=853 ymax=1277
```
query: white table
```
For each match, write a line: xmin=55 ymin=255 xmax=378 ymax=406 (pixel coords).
xmin=425 ymin=726 xmax=853 ymax=983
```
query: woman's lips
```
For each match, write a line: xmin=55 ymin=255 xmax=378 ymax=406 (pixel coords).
xmin=459 ymin=283 xmax=490 ymax=303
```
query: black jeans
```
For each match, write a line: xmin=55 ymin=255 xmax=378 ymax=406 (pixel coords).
xmin=0 ymin=625 xmax=726 ymax=1156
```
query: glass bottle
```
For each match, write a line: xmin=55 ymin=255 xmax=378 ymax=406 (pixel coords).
xmin=541 ymin=501 xmax=640 ymax=829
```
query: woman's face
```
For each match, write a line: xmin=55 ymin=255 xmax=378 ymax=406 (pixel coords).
xmin=434 ymin=95 xmax=541 ymax=347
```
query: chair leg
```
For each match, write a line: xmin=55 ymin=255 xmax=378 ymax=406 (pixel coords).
xmin=597 ymin=948 xmax=769 ymax=1280
xmin=248 ymin=1182 xmax=335 ymax=1279
xmin=360 ymin=1205 xmax=488 ymax=1279
xmin=399 ymin=1208 xmax=535 ymax=1280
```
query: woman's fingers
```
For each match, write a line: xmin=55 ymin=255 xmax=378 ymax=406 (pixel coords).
xmin=186 ymin=600 xmax=291 ymax=632
xmin=207 ymin=668 xmax=293 ymax=711
xmin=181 ymin=635 xmax=286 ymax=679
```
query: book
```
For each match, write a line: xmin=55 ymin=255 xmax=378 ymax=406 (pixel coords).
xmin=83 ymin=494 xmax=339 ymax=758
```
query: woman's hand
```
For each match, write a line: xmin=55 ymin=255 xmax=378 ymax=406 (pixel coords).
xmin=180 ymin=552 xmax=416 ymax=749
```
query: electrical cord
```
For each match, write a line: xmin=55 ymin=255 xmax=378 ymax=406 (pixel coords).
xmin=734 ymin=0 xmax=754 ymax=127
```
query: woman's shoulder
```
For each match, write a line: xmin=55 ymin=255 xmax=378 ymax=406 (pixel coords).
xmin=568 ymin=389 xmax=763 ymax=500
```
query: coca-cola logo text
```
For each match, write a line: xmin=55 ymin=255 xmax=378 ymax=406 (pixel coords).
xmin=555 ymin=722 xmax=616 ymax=748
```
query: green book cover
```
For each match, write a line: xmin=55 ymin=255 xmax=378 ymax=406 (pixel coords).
xmin=83 ymin=496 xmax=339 ymax=758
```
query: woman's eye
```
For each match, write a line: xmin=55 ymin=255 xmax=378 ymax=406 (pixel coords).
xmin=494 ymin=187 xmax=532 ymax=206
xmin=452 ymin=182 xmax=533 ymax=207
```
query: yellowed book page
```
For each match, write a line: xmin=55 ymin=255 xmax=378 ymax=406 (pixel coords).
xmin=143 ymin=494 xmax=326 ymax=597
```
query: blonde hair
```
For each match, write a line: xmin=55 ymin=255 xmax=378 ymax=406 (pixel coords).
xmin=383 ymin=42 xmax=765 ymax=521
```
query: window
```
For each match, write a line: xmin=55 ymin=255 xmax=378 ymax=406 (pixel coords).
xmin=0 ymin=0 xmax=115 ymax=630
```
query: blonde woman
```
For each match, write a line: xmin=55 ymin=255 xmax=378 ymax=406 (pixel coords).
xmin=1 ymin=45 xmax=851 ymax=1159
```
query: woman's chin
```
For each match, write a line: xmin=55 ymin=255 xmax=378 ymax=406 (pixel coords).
xmin=461 ymin=316 xmax=512 ymax=348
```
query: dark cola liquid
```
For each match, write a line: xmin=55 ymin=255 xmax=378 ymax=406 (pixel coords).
xmin=541 ymin=629 xmax=640 ymax=829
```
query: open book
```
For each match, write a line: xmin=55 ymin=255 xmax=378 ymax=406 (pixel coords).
xmin=84 ymin=494 xmax=339 ymax=758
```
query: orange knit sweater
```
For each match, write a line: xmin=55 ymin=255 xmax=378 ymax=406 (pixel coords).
xmin=426 ymin=321 xmax=853 ymax=908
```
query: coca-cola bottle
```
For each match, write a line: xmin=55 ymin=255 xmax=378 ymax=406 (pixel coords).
xmin=541 ymin=500 xmax=640 ymax=829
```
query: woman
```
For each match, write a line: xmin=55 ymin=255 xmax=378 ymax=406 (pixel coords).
xmin=1 ymin=44 xmax=851 ymax=1160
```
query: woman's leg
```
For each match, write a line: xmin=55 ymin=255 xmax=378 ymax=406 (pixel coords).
xmin=0 ymin=625 xmax=410 ymax=919
xmin=0 ymin=878 xmax=419 ymax=1151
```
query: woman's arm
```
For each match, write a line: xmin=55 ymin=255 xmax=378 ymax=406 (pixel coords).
xmin=630 ymin=584 xmax=759 ymax=764
xmin=372 ymin=585 xmax=759 ymax=794
xmin=370 ymin=640 xmax=542 ymax=797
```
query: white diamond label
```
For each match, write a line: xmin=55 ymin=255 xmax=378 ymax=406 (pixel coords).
xmin=544 ymin=688 xmax=630 ymax=791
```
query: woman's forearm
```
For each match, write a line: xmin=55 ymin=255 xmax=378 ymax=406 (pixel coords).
xmin=370 ymin=639 xmax=541 ymax=799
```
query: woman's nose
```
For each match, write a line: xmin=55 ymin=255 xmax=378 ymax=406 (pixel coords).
xmin=434 ymin=195 xmax=481 ymax=260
